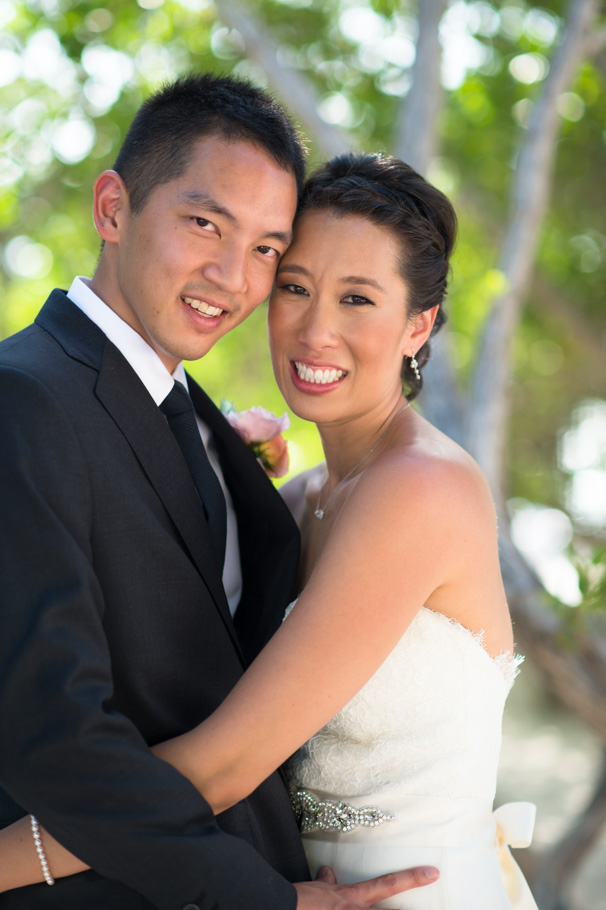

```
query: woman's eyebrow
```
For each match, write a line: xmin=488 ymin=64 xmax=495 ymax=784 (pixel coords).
xmin=278 ymin=263 xmax=385 ymax=293
xmin=277 ymin=263 xmax=312 ymax=276
xmin=341 ymin=275 xmax=385 ymax=292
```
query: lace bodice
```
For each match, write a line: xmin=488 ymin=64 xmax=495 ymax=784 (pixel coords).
xmin=286 ymin=605 xmax=521 ymax=801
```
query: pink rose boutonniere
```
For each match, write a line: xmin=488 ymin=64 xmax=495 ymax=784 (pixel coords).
xmin=222 ymin=402 xmax=290 ymax=478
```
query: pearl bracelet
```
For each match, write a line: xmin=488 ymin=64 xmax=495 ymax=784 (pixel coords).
xmin=30 ymin=815 xmax=55 ymax=886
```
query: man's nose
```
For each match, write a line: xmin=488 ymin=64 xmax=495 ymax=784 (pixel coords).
xmin=202 ymin=244 xmax=248 ymax=295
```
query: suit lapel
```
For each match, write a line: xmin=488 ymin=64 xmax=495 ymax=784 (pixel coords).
xmin=36 ymin=291 xmax=244 ymax=660
xmin=95 ymin=346 xmax=232 ymax=615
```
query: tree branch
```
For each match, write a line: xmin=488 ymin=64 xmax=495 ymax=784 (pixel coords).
xmin=214 ymin=0 xmax=350 ymax=157
xmin=395 ymin=0 xmax=447 ymax=174
xmin=498 ymin=525 xmax=606 ymax=738
xmin=468 ymin=0 xmax=601 ymax=490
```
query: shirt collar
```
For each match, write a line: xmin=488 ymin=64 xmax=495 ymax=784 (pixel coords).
xmin=67 ymin=277 xmax=184 ymax=404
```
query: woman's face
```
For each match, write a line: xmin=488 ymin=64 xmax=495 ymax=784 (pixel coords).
xmin=268 ymin=210 xmax=417 ymax=427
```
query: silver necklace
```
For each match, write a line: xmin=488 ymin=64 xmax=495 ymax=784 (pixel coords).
xmin=314 ymin=402 xmax=411 ymax=520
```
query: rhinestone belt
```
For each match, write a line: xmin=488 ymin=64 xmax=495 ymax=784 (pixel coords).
xmin=291 ymin=789 xmax=397 ymax=834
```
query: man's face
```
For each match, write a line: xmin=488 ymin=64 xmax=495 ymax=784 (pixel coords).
xmin=94 ymin=135 xmax=298 ymax=371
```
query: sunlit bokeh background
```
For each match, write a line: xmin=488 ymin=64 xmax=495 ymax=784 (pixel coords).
xmin=1 ymin=0 xmax=605 ymax=903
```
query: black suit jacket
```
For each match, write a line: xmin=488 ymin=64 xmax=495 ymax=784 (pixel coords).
xmin=0 ymin=290 xmax=308 ymax=909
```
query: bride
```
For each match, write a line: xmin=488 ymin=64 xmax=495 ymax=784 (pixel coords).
xmin=0 ymin=153 xmax=537 ymax=908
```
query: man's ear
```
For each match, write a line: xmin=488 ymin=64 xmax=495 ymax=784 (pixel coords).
xmin=403 ymin=304 xmax=440 ymax=356
xmin=93 ymin=170 xmax=129 ymax=244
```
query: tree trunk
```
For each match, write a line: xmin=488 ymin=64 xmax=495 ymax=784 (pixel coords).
xmin=468 ymin=0 xmax=602 ymax=493
xmin=392 ymin=0 xmax=464 ymax=438
xmin=395 ymin=0 xmax=446 ymax=174
xmin=532 ymin=749 xmax=606 ymax=910
xmin=416 ymin=330 xmax=466 ymax=446
xmin=214 ymin=0 xmax=351 ymax=158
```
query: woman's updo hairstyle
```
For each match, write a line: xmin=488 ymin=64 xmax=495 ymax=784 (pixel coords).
xmin=298 ymin=153 xmax=457 ymax=400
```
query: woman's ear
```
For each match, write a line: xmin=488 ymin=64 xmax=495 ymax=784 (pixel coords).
xmin=402 ymin=305 xmax=440 ymax=356
xmin=93 ymin=170 xmax=129 ymax=244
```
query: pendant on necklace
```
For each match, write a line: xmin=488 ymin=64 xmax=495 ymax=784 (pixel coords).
xmin=312 ymin=402 xmax=411 ymax=524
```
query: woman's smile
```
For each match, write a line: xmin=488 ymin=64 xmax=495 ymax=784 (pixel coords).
xmin=291 ymin=360 xmax=348 ymax=392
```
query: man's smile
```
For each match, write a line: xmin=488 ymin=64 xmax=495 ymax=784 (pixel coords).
xmin=181 ymin=295 xmax=227 ymax=318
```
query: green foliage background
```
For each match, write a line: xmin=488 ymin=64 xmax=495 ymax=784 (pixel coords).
xmin=1 ymin=0 xmax=604 ymax=499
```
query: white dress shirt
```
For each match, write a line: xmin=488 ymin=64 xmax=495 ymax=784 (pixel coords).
xmin=67 ymin=277 xmax=242 ymax=616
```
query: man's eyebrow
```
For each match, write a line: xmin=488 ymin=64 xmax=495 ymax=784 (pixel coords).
xmin=179 ymin=191 xmax=236 ymax=222
xmin=179 ymin=191 xmax=293 ymax=246
xmin=266 ymin=229 xmax=294 ymax=246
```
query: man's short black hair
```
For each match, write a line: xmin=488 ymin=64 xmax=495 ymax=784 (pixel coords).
xmin=113 ymin=71 xmax=307 ymax=213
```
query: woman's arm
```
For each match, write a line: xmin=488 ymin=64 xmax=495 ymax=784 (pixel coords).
xmin=0 ymin=450 xmax=501 ymax=888
xmin=154 ymin=450 xmax=498 ymax=813
xmin=0 ymin=816 xmax=88 ymax=890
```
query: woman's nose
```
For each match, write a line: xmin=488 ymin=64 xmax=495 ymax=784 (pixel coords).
xmin=296 ymin=301 xmax=339 ymax=351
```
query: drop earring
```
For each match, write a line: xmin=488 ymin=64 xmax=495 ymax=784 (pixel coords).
xmin=410 ymin=349 xmax=421 ymax=381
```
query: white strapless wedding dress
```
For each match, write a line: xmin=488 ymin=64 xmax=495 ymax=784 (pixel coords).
xmin=285 ymin=605 xmax=538 ymax=909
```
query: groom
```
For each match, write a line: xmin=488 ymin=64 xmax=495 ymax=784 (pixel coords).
xmin=0 ymin=73 xmax=434 ymax=909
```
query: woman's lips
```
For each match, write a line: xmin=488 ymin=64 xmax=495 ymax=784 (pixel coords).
xmin=290 ymin=360 xmax=348 ymax=393
xmin=293 ymin=361 xmax=346 ymax=384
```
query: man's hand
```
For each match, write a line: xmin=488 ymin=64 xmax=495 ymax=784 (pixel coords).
xmin=294 ymin=864 xmax=439 ymax=908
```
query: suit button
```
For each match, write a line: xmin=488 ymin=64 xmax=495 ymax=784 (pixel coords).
xmin=182 ymin=905 xmax=200 ymax=910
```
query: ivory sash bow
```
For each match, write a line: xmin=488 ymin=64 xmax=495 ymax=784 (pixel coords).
xmin=493 ymin=802 xmax=539 ymax=910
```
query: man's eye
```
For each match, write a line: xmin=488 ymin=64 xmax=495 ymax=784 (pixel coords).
xmin=257 ymin=245 xmax=280 ymax=260
xmin=342 ymin=294 xmax=374 ymax=306
xmin=194 ymin=217 xmax=217 ymax=232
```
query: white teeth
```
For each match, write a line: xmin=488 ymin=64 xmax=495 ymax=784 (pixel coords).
xmin=183 ymin=296 xmax=223 ymax=317
xmin=294 ymin=362 xmax=345 ymax=384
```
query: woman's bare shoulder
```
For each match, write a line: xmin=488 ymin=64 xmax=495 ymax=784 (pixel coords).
xmin=279 ymin=463 xmax=325 ymax=526
xmin=358 ymin=421 xmax=496 ymax=535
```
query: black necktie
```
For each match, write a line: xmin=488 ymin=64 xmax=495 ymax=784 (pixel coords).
xmin=160 ymin=380 xmax=227 ymax=569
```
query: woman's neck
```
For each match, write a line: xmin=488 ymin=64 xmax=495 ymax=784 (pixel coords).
xmin=317 ymin=395 xmax=410 ymax=491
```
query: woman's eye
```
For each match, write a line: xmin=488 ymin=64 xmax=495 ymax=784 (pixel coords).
xmin=342 ymin=294 xmax=374 ymax=306
xmin=281 ymin=283 xmax=308 ymax=295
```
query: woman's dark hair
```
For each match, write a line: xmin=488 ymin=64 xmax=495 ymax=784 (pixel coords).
xmin=113 ymin=72 xmax=307 ymax=212
xmin=299 ymin=153 xmax=457 ymax=400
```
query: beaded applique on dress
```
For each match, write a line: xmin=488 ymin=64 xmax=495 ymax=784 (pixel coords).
xmin=291 ymin=788 xmax=396 ymax=834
